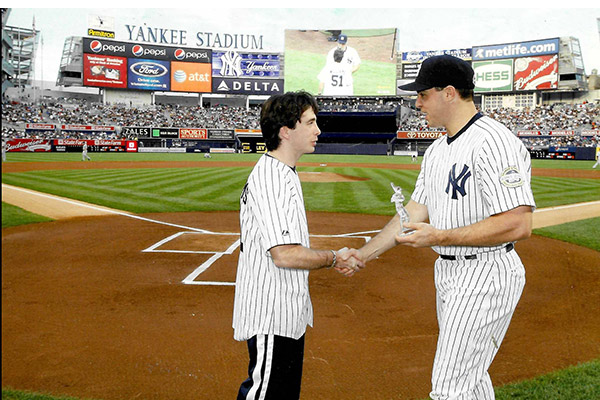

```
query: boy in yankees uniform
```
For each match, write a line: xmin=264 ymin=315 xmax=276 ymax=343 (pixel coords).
xmin=358 ymin=55 xmax=536 ymax=400
xmin=233 ymin=91 xmax=363 ymax=400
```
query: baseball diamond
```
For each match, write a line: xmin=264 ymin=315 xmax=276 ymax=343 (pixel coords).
xmin=1 ymin=159 xmax=599 ymax=400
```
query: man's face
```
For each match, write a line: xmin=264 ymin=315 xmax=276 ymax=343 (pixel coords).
xmin=289 ymin=108 xmax=321 ymax=154
xmin=415 ymin=87 xmax=447 ymax=128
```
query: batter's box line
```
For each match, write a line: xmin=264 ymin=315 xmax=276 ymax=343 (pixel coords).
xmin=145 ymin=231 xmax=377 ymax=287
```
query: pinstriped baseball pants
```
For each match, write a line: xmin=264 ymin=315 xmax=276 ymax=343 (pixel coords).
xmin=429 ymin=250 xmax=526 ymax=400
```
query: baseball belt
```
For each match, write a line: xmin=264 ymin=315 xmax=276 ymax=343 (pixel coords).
xmin=440 ymin=243 xmax=514 ymax=261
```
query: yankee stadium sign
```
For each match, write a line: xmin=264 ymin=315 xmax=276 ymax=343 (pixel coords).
xmin=124 ymin=24 xmax=264 ymax=50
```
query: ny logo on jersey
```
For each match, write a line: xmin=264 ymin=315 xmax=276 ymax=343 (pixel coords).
xmin=446 ymin=163 xmax=472 ymax=199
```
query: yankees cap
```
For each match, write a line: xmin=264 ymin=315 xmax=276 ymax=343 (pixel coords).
xmin=398 ymin=55 xmax=475 ymax=92
xmin=338 ymin=34 xmax=348 ymax=44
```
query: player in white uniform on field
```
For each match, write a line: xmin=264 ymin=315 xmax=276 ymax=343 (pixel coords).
xmin=317 ymin=53 xmax=355 ymax=96
xmin=82 ymin=142 xmax=91 ymax=161
xmin=358 ymin=55 xmax=536 ymax=400
xmin=233 ymin=91 xmax=363 ymax=400
xmin=318 ymin=34 xmax=360 ymax=96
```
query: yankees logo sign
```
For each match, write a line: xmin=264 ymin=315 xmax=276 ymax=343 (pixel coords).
xmin=446 ymin=163 xmax=471 ymax=199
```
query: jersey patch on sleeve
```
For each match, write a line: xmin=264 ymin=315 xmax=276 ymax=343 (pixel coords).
xmin=499 ymin=166 xmax=524 ymax=187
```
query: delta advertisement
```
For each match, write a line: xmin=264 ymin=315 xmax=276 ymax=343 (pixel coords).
xmin=82 ymin=38 xmax=281 ymax=95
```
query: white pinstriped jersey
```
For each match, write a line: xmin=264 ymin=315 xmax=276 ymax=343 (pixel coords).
xmin=411 ymin=113 xmax=536 ymax=256
xmin=233 ymin=154 xmax=313 ymax=341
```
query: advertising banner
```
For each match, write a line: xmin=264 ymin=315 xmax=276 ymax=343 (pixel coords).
xmin=60 ymin=125 xmax=116 ymax=131
xmin=151 ymin=128 xmax=179 ymax=138
xmin=179 ymin=128 xmax=208 ymax=139
xmin=401 ymin=48 xmax=472 ymax=63
xmin=6 ymin=139 xmax=52 ymax=152
xmin=402 ymin=63 xmax=421 ymax=79
xmin=25 ymin=124 xmax=56 ymax=130
xmin=212 ymin=77 xmax=283 ymax=95
xmin=582 ymin=130 xmax=600 ymax=136
xmin=208 ymin=129 xmax=235 ymax=140
xmin=83 ymin=38 xmax=211 ymax=63
xmin=473 ymin=59 xmax=513 ymax=93
xmin=53 ymin=139 xmax=135 ymax=152
xmin=513 ymin=54 xmax=558 ymax=91
xmin=122 ymin=127 xmax=151 ymax=137
xmin=171 ymin=62 xmax=212 ymax=92
xmin=128 ymin=58 xmax=171 ymax=91
xmin=473 ymin=38 xmax=559 ymax=60
xmin=549 ymin=130 xmax=575 ymax=136
xmin=397 ymin=131 xmax=446 ymax=139
xmin=168 ymin=47 xmax=211 ymax=63
xmin=84 ymin=54 xmax=128 ymax=88
xmin=84 ymin=38 xmax=128 ymax=57
xmin=517 ymin=131 xmax=543 ymax=136
xmin=212 ymin=51 xmax=280 ymax=78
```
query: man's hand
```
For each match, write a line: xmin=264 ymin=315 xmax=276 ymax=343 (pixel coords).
xmin=333 ymin=247 xmax=365 ymax=277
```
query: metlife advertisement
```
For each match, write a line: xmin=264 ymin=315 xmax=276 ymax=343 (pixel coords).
xmin=472 ymin=38 xmax=559 ymax=61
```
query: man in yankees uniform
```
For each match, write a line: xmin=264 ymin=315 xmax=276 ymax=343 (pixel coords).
xmin=318 ymin=34 xmax=361 ymax=96
xmin=317 ymin=47 xmax=355 ymax=96
xmin=358 ymin=55 xmax=536 ymax=399
xmin=233 ymin=91 xmax=363 ymax=400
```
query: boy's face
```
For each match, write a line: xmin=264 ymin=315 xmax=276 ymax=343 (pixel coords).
xmin=288 ymin=108 xmax=321 ymax=154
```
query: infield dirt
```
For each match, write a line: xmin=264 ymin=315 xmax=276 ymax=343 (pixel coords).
xmin=2 ymin=161 xmax=599 ymax=400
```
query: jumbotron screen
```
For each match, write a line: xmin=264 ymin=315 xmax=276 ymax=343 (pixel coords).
xmin=284 ymin=29 xmax=397 ymax=96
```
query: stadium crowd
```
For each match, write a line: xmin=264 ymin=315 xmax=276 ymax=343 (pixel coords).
xmin=2 ymin=98 xmax=599 ymax=148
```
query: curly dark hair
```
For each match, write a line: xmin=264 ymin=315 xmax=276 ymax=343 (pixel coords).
xmin=260 ymin=91 xmax=319 ymax=151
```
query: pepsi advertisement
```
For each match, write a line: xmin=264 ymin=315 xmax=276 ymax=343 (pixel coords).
xmin=82 ymin=38 xmax=212 ymax=92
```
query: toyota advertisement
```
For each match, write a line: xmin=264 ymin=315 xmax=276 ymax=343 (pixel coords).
xmin=83 ymin=38 xmax=280 ymax=95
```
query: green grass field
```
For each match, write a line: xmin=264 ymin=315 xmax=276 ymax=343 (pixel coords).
xmin=2 ymin=152 xmax=599 ymax=400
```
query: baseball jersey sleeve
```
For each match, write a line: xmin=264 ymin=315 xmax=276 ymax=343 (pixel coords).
xmin=475 ymin=129 xmax=536 ymax=215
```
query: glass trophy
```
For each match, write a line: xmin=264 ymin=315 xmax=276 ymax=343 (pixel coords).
xmin=390 ymin=183 xmax=414 ymax=235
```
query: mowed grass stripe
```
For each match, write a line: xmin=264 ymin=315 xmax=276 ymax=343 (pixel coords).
xmin=531 ymin=177 xmax=600 ymax=208
xmin=1 ymin=171 xmax=204 ymax=212
xmin=2 ymin=167 xmax=253 ymax=213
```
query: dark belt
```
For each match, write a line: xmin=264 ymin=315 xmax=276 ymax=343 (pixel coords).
xmin=440 ymin=243 xmax=514 ymax=260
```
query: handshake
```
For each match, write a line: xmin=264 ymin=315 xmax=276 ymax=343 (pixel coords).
xmin=332 ymin=247 xmax=365 ymax=277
